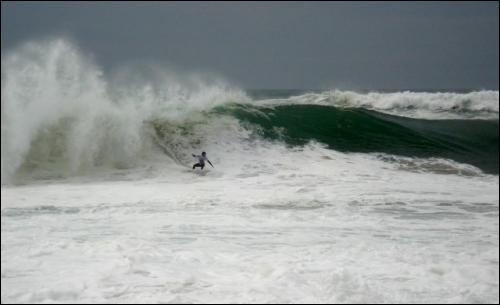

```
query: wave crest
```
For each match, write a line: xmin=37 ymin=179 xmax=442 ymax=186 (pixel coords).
xmin=255 ymin=89 xmax=499 ymax=120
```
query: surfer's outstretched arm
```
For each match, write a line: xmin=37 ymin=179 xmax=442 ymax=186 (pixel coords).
xmin=207 ymin=160 xmax=214 ymax=168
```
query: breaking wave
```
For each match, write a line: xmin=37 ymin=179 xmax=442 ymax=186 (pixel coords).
xmin=1 ymin=39 xmax=498 ymax=183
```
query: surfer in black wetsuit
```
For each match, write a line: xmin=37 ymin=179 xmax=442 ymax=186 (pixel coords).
xmin=192 ymin=152 xmax=214 ymax=170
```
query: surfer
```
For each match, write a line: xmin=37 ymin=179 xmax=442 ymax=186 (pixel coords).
xmin=192 ymin=152 xmax=214 ymax=170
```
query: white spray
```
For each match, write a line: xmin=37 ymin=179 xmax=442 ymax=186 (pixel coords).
xmin=1 ymin=39 xmax=247 ymax=183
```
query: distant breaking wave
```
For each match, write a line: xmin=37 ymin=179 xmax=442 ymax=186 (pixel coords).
xmin=252 ymin=90 xmax=499 ymax=120
xmin=1 ymin=39 xmax=498 ymax=183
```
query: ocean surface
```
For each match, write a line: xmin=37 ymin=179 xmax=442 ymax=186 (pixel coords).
xmin=1 ymin=39 xmax=499 ymax=303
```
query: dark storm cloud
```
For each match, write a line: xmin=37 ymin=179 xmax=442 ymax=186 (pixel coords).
xmin=1 ymin=1 xmax=498 ymax=89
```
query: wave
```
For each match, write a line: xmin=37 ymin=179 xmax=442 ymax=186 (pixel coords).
xmin=216 ymin=104 xmax=498 ymax=174
xmin=1 ymin=39 xmax=246 ymax=182
xmin=253 ymin=90 xmax=499 ymax=120
xmin=1 ymin=39 xmax=498 ymax=183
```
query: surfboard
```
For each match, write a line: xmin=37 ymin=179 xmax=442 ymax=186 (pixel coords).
xmin=183 ymin=167 xmax=210 ymax=176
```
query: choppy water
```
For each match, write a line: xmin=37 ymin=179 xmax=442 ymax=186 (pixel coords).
xmin=1 ymin=39 xmax=498 ymax=303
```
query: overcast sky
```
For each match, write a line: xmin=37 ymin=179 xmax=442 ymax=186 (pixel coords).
xmin=1 ymin=1 xmax=498 ymax=90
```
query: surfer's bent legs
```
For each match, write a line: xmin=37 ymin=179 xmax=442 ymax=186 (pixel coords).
xmin=192 ymin=163 xmax=205 ymax=170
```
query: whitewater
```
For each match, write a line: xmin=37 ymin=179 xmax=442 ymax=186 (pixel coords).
xmin=1 ymin=40 xmax=499 ymax=303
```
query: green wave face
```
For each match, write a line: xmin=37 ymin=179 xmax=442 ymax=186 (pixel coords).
xmin=216 ymin=104 xmax=499 ymax=174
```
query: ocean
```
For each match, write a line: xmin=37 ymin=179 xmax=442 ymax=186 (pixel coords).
xmin=1 ymin=39 xmax=499 ymax=303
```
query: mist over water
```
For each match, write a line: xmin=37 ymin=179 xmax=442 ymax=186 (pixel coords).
xmin=1 ymin=39 xmax=499 ymax=303
xmin=1 ymin=39 xmax=247 ymax=183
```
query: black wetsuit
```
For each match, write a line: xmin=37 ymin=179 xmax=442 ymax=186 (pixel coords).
xmin=192 ymin=154 xmax=212 ymax=170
